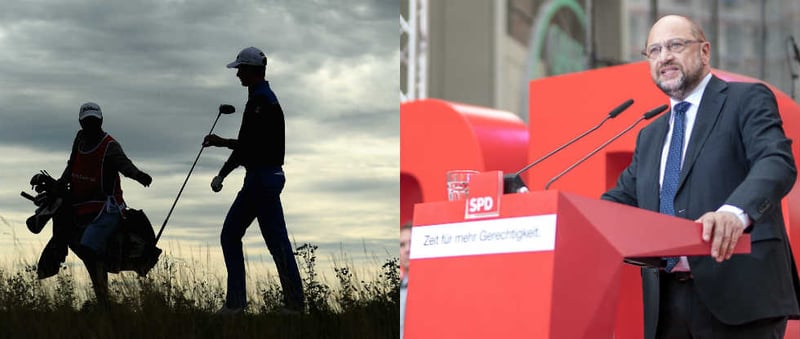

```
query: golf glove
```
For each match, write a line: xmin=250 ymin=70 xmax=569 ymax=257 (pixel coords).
xmin=211 ymin=176 xmax=224 ymax=192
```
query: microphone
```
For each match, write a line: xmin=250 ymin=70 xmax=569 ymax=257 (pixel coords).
xmin=543 ymin=104 xmax=669 ymax=190
xmin=503 ymin=99 xmax=634 ymax=193
xmin=791 ymin=36 xmax=800 ymax=63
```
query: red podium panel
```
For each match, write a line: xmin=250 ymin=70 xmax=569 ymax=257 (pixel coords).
xmin=405 ymin=191 xmax=750 ymax=339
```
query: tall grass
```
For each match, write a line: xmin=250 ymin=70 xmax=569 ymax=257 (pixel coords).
xmin=0 ymin=243 xmax=400 ymax=339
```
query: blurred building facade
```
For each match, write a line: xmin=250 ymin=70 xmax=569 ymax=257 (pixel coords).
xmin=401 ymin=0 xmax=800 ymax=119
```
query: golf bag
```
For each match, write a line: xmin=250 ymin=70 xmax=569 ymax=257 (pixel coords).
xmin=22 ymin=170 xmax=162 ymax=279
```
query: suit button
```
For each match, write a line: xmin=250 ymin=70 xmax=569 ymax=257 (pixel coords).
xmin=758 ymin=201 xmax=771 ymax=214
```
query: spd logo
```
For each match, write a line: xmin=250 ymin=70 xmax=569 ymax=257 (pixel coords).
xmin=463 ymin=171 xmax=502 ymax=219
xmin=468 ymin=196 xmax=494 ymax=213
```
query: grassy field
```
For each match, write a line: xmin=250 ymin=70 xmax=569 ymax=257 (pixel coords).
xmin=0 ymin=243 xmax=400 ymax=339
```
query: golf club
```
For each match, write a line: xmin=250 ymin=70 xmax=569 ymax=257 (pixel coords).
xmin=156 ymin=104 xmax=235 ymax=242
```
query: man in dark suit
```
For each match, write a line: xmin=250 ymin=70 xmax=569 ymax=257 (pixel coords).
xmin=602 ymin=15 xmax=800 ymax=338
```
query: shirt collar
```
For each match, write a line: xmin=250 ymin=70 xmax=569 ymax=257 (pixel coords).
xmin=248 ymin=80 xmax=270 ymax=97
xmin=669 ymin=72 xmax=712 ymax=109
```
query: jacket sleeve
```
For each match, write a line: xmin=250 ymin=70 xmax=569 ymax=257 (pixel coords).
xmin=218 ymin=152 xmax=240 ymax=178
xmin=724 ymin=83 xmax=797 ymax=222
xmin=600 ymin=128 xmax=644 ymax=207
xmin=106 ymin=141 xmax=144 ymax=179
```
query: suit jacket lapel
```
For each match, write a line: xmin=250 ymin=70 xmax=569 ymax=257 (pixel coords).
xmin=678 ymin=75 xmax=728 ymax=192
xmin=642 ymin=115 xmax=669 ymax=211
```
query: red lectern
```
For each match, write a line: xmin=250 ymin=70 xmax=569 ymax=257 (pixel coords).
xmin=405 ymin=190 xmax=750 ymax=339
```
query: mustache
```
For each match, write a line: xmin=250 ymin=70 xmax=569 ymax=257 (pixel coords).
xmin=658 ymin=62 xmax=682 ymax=71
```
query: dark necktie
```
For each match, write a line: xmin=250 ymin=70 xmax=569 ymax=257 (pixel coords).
xmin=660 ymin=101 xmax=690 ymax=272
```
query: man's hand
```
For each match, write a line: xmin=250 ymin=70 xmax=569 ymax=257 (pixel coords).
xmin=203 ymin=134 xmax=226 ymax=148
xmin=211 ymin=175 xmax=224 ymax=192
xmin=697 ymin=211 xmax=745 ymax=262
xmin=137 ymin=172 xmax=152 ymax=187
xmin=33 ymin=192 xmax=49 ymax=206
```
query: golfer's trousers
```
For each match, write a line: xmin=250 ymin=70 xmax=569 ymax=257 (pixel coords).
xmin=221 ymin=166 xmax=304 ymax=309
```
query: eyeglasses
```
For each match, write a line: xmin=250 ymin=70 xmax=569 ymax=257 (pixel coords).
xmin=641 ymin=39 xmax=704 ymax=60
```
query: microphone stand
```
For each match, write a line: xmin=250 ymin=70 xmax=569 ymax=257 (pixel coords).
xmin=544 ymin=104 xmax=669 ymax=190
xmin=503 ymin=99 xmax=634 ymax=193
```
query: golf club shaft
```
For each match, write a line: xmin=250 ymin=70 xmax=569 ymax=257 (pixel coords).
xmin=156 ymin=112 xmax=223 ymax=243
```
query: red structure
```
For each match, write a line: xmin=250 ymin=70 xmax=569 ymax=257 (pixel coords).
xmin=399 ymin=61 xmax=800 ymax=338
xmin=406 ymin=190 xmax=749 ymax=338
xmin=400 ymin=100 xmax=529 ymax=226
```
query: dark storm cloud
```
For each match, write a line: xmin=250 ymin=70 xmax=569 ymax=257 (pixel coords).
xmin=0 ymin=0 xmax=397 ymax=155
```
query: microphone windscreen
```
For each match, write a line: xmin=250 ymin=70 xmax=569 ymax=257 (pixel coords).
xmin=644 ymin=104 xmax=669 ymax=119
xmin=608 ymin=99 xmax=635 ymax=118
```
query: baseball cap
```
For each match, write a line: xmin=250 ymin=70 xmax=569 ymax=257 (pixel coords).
xmin=79 ymin=102 xmax=102 ymax=120
xmin=226 ymin=46 xmax=267 ymax=68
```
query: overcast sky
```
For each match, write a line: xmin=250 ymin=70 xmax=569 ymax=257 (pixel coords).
xmin=0 ymin=0 xmax=398 ymax=280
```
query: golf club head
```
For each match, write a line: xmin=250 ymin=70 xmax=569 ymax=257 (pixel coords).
xmin=219 ymin=104 xmax=235 ymax=115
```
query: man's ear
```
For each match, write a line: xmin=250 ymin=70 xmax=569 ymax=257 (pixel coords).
xmin=701 ymin=42 xmax=711 ymax=66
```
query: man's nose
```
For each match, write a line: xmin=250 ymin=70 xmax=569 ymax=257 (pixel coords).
xmin=656 ymin=48 xmax=676 ymax=62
